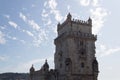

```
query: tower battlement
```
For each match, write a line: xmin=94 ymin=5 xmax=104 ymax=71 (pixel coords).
xmin=72 ymin=18 xmax=91 ymax=25
xmin=57 ymin=13 xmax=92 ymax=32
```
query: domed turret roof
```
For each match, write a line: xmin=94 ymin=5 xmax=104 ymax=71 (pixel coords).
xmin=30 ymin=64 xmax=35 ymax=72
xmin=66 ymin=13 xmax=72 ymax=21
xmin=43 ymin=59 xmax=49 ymax=69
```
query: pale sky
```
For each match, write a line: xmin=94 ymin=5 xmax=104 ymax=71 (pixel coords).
xmin=0 ymin=0 xmax=120 ymax=80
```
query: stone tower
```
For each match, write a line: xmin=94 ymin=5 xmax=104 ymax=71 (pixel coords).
xmin=54 ymin=13 xmax=99 ymax=80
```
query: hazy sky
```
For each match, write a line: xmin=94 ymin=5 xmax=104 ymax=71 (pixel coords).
xmin=0 ymin=0 xmax=120 ymax=80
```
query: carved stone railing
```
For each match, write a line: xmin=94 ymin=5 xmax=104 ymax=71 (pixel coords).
xmin=67 ymin=31 xmax=97 ymax=40
xmin=54 ymin=31 xmax=97 ymax=44
xmin=72 ymin=18 xmax=91 ymax=26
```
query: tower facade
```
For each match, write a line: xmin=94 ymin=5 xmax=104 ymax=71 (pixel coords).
xmin=29 ymin=13 xmax=99 ymax=80
xmin=54 ymin=13 xmax=99 ymax=80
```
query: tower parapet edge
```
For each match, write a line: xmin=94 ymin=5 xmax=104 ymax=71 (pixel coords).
xmin=54 ymin=31 xmax=97 ymax=45
xmin=57 ymin=13 xmax=92 ymax=31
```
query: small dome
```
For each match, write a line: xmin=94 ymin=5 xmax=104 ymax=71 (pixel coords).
xmin=30 ymin=64 xmax=35 ymax=72
xmin=43 ymin=59 xmax=49 ymax=69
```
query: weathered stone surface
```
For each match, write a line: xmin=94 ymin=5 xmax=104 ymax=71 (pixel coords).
xmin=30 ymin=13 xmax=99 ymax=80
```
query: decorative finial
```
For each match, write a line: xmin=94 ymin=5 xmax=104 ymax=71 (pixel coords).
xmin=45 ymin=59 xmax=47 ymax=63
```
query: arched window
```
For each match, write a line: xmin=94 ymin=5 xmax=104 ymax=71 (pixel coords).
xmin=58 ymin=51 xmax=63 ymax=61
xmin=60 ymin=63 xmax=62 ymax=68
xmin=81 ymin=51 xmax=84 ymax=55
xmin=81 ymin=62 xmax=84 ymax=68
xmin=65 ymin=58 xmax=72 ymax=71
xmin=80 ymin=41 xmax=84 ymax=46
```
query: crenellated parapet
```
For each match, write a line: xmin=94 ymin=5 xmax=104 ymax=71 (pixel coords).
xmin=72 ymin=18 xmax=92 ymax=26
xmin=57 ymin=13 xmax=92 ymax=31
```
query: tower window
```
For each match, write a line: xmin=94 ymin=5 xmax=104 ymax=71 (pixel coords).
xmin=81 ymin=62 xmax=84 ymax=68
xmin=58 ymin=51 xmax=63 ymax=61
xmin=80 ymin=41 xmax=84 ymax=46
xmin=60 ymin=63 xmax=62 ymax=68
xmin=59 ymin=51 xmax=63 ymax=57
xmin=60 ymin=53 xmax=62 ymax=57
xmin=81 ymin=51 xmax=84 ymax=55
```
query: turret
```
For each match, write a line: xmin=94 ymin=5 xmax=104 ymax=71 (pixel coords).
xmin=30 ymin=64 xmax=35 ymax=73
xmin=42 ymin=59 xmax=49 ymax=71
xmin=88 ymin=17 xmax=92 ymax=25
xmin=57 ymin=22 xmax=61 ymax=31
xmin=92 ymin=58 xmax=99 ymax=80
xmin=57 ymin=22 xmax=60 ymax=27
xmin=30 ymin=64 xmax=35 ymax=80
xmin=92 ymin=58 xmax=99 ymax=72
xmin=66 ymin=13 xmax=72 ymax=22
